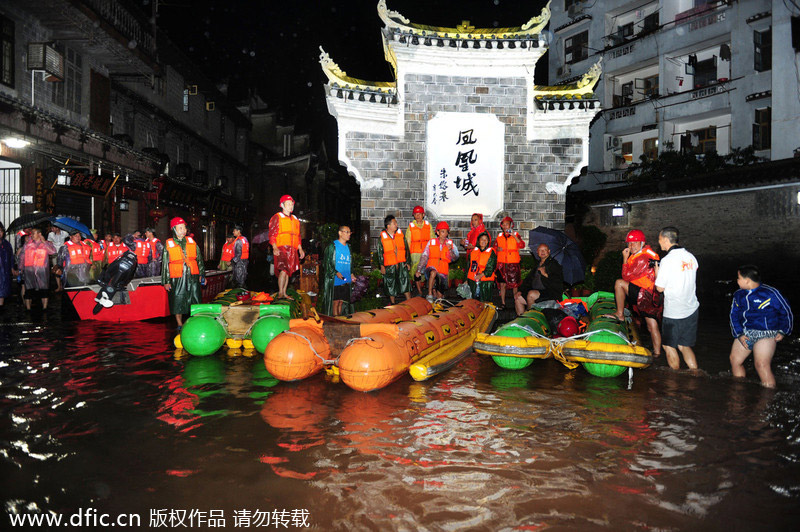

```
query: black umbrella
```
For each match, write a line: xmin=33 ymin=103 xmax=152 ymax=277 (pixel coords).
xmin=528 ymin=226 xmax=587 ymax=285
xmin=6 ymin=212 xmax=54 ymax=234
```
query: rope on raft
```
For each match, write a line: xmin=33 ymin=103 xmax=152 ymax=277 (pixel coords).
xmin=282 ymin=330 xmax=338 ymax=365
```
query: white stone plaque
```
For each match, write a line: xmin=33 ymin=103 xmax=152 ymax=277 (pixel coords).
xmin=426 ymin=112 xmax=505 ymax=219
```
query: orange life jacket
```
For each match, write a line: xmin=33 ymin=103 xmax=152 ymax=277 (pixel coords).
xmin=134 ymin=239 xmax=151 ymax=265
xmin=623 ymin=245 xmax=660 ymax=291
xmin=166 ymin=237 xmax=199 ymax=278
xmin=235 ymin=236 xmax=250 ymax=259
xmin=107 ymin=243 xmax=126 ymax=263
xmin=65 ymin=240 xmax=89 ymax=265
xmin=495 ymin=232 xmax=521 ymax=264
xmin=381 ymin=230 xmax=407 ymax=266
xmin=24 ymin=245 xmax=48 ymax=268
xmin=468 ymin=247 xmax=495 ymax=282
xmin=427 ymin=238 xmax=453 ymax=276
xmin=275 ymin=214 xmax=301 ymax=248
xmin=221 ymin=241 xmax=235 ymax=262
xmin=407 ymin=221 xmax=431 ymax=254
xmin=148 ymin=238 xmax=161 ymax=261
xmin=84 ymin=239 xmax=104 ymax=262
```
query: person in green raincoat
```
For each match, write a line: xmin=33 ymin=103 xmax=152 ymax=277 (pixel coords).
xmin=318 ymin=225 xmax=353 ymax=316
xmin=162 ymin=217 xmax=205 ymax=329
xmin=466 ymin=231 xmax=497 ymax=302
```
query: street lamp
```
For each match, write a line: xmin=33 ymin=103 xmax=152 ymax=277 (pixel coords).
xmin=611 ymin=203 xmax=625 ymax=217
xmin=3 ymin=137 xmax=29 ymax=149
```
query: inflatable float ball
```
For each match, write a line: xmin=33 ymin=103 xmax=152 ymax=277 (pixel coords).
xmin=491 ymin=324 xmax=535 ymax=370
xmin=264 ymin=325 xmax=329 ymax=381
xmin=582 ymin=315 xmax=629 ymax=378
xmin=251 ymin=316 xmax=290 ymax=353
xmin=180 ymin=315 xmax=227 ymax=357
xmin=583 ymin=362 xmax=627 ymax=378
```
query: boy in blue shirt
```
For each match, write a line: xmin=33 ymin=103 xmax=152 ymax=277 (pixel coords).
xmin=318 ymin=226 xmax=352 ymax=316
xmin=729 ymin=265 xmax=793 ymax=388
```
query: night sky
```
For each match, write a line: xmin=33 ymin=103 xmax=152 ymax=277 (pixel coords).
xmin=149 ymin=0 xmax=549 ymax=135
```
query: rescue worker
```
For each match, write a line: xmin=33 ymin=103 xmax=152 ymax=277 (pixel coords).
xmin=19 ymin=228 xmax=56 ymax=310
xmin=133 ymin=230 xmax=152 ymax=278
xmin=84 ymin=232 xmax=105 ymax=282
xmin=145 ymin=227 xmax=164 ymax=278
xmin=612 ymin=229 xmax=663 ymax=357
xmin=231 ymin=224 xmax=250 ymax=288
xmin=466 ymin=231 xmax=496 ymax=302
xmin=405 ymin=205 xmax=431 ymax=294
xmin=462 ymin=213 xmax=486 ymax=251
xmin=268 ymin=195 xmax=305 ymax=300
xmin=106 ymin=233 xmax=126 ymax=264
xmin=418 ymin=221 xmax=459 ymax=302
xmin=379 ymin=214 xmax=411 ymax=305
xmin=162 ymin=217 xmax=206 ymax=329
xmin=494 ymin=216 xmax=525 ymax=308
xmin=219 ymin=233 xmax=235 ymax=271
xmin=59 ymin=231 xmax=91 ymax=287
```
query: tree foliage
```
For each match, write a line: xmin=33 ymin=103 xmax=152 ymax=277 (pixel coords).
xmin=625 ymin=143 xmax=764 ymax=184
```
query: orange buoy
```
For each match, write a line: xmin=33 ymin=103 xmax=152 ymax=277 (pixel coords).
xmin=338 ymin=331 xmax=408 ymax=392
xmin=264 ymin=321 xmax=330 ymax=381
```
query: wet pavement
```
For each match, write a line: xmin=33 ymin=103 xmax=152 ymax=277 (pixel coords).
xmin=1 ymin=291 xmax=799 ymax=530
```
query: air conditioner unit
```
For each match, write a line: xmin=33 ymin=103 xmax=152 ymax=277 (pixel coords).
xmin=27 ymin=42 xmax=64 ymax=82
xmin=612 ymin=136 xmax=622 ymax=148
xmin=557 ymin=64 xmax=572 ymax=77
xmin=188 ymin=85 xmax=198 ymax=95
xmin=205 ymin=101 xmax=215 ymax=111
xmin=568 ymin=4 xmax=585 ymax=18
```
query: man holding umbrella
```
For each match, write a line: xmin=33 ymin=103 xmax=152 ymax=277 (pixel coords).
xmin=162 ymin=217 xmax=205 ymax=329
xmin=515 ymin=244 xmax=564 ymax=315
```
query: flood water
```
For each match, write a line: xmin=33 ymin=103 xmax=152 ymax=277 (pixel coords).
xmin=1 ymin=299 xmax=799 ymax=530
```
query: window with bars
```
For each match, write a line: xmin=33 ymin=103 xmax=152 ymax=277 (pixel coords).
xmin=753 ymin=107 xmax=771 ymax=150
xmin=754 ymin=27 xmax=772 ymax=72
xmin=51 ymin=45 xmax=82 ymax=113
xmin=0 ymin=14 xmax=14 ymax=88
xmin=565 ymin=31 xmax=588 ymax=65
xmin=695 ymin=126 xmax=717 ymax=154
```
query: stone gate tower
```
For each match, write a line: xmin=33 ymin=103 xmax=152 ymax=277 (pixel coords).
xmin=320 ymin=0 xmax=601 ymax=244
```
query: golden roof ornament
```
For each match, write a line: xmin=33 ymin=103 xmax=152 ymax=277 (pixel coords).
xmin=534 ymin=58 xmax=603 ymax=99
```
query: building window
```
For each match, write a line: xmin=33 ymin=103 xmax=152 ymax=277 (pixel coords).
xmin=695 ymin=126 xmax=716 ymax=154
xmin=0 ymin=15 xmax=14 ymax=88
xmin=754 ymin=27 xmax=772 ymax=72
xmin=183 ymin=88 xmax=189 ymax=112
xmin=642 ymin=138 xmax=658 ymax=160
xmin=564 ymin=0 xmax=585 ymax=11
xmin=638 ymin=74 xmax=659 ymax=99
xmin=693 ymin=56 xmax=717 ymax=88
xmin=621 ymin=141 xmax=633 ymax=164
xmin=51 ymin=46 xmax=82 ymax=113
xmin=753 ymin=107 xmax=771 ymax=150
xmin=565 ymin=31 xmax=588 ymax=65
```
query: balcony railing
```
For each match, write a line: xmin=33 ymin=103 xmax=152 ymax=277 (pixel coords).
xmin=84 ymin=0 xmax=155 ymax=56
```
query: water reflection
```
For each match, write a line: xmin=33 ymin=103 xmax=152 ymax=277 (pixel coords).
xmin=2 ymin=309 xmax=800 ymax=529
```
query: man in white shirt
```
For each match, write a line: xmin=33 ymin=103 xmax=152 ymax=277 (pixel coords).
xmin=654 ymin=226 xmax=699 ymax=370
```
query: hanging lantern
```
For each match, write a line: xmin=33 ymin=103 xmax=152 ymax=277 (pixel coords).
xmin=149 ymin=206 xmax=166 ymax=223
xmin=188 ymin=212 xmax=200 ymax=226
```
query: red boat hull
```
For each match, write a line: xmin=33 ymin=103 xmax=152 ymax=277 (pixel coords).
xmin=65 ymin=270 xmax=231 ymax=322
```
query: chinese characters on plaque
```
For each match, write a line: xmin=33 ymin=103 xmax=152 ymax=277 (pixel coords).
xmin=426 ymin=112 xmax=504 ymax=218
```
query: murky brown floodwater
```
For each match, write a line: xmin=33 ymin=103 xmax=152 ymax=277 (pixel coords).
xmin=1 ymin=303 xmax=799 ymax=530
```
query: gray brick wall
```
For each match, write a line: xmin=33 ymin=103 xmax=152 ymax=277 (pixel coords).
xmin=346 ymin=73 xmax=583 ymax=246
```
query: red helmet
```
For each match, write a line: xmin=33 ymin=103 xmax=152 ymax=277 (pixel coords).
xmin=279 ymin=194 xmax=294 ymax=205
xmin=557 ymin=316 xmax=579 ymax=338
xmin=436 ymin=221 xmax=449 ymax=231
xmin=170 ymin=217 xmax=187 ymax=229
xmin=625 ymin=229 xmax=646 ymax=243
xmin=501 ymin=216 xmax=514 ymax=226
xmin=412 ymin=205 xmax=424 ymax=214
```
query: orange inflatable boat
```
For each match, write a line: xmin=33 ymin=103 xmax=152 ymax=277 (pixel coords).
xmin=264 ymin=297 xmax=496 ymax=392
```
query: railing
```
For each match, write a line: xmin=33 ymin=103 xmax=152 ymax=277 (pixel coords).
xmin=84 ymin=0 xmax=155 ymax=56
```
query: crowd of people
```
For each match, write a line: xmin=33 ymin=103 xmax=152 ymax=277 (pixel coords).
xmin=0 ymin=202 xmax=793 ymax=387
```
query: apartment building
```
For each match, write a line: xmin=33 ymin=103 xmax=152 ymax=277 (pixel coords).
xmin=549 ymin=0 xmax=800 ymax=190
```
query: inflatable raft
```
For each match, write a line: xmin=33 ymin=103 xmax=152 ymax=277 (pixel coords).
xmin=264 ymin=297 xmax=497 ymax=392
xmin=475 ymin=291 xmax=652 ymax=377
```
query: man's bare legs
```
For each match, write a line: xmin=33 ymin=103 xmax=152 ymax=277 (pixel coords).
xmin=515 ymin=290 xmax=540 ymax=316
xmin=277 ymin=270 xmax=289 ymax=299
xmin=664 ymin=344 xmax=698 ymax=370
xmin=730 ymin=337 xmax=777 ymax=388
xmin=613 ymin=278 xmax=629 ymax=320
xmin=645 ymin=316 xmax=662 ymax=356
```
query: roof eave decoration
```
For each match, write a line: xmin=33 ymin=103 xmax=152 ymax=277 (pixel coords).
xmin=377 ymin=0 xmax=551 ymax=39
xmin=318 ymin=47 xmax=396 ymax=92
xmin=534 ymin=58 xmax=602 ymax=99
